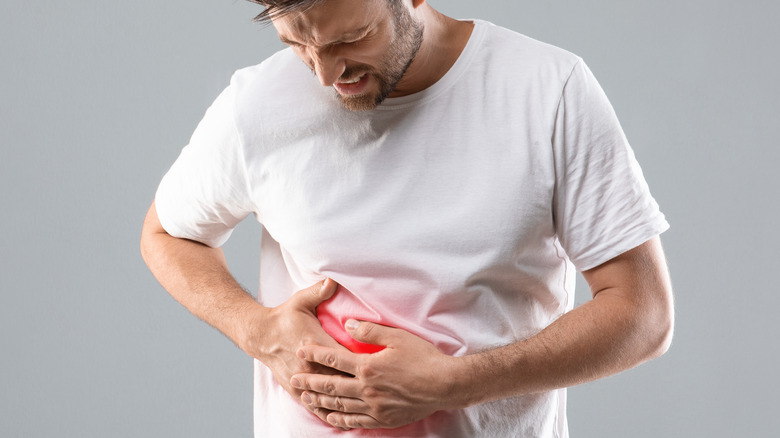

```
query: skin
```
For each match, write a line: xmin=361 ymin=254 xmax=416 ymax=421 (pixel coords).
xmin=140 ymin=0 xmax=674 ymax=431
xmin=140 ymin=202 xmax=352 ymax=424
xmin=271 ymin=0 xmax=473 ymax=109
xmin=292 ymin=238 xmax=674 ymax=429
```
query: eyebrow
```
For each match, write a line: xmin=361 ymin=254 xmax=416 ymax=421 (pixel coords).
xmin=279 ymin=25 xmax=371 ymax=47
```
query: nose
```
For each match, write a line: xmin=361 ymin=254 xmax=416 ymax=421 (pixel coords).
xmin=309 ymin=47 xmax=345 ymax=87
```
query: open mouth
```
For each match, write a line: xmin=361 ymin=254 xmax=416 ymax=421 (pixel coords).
xmin=334 ymin=74 xmax=369 ymax=95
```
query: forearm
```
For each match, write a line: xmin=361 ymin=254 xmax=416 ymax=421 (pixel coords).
xmin=450 ymin=238 xmax=674 ymax=408
xmin=140 ymin=201 xmax=265 ymax=350
xmin=139 ymin=200 xmax=347 ymax=401
xmin=452 ymin=293 xmax=670 ymax=406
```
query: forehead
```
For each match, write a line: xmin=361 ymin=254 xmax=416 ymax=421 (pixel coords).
xmin=272 ymin=0 xmax=388 ymax=44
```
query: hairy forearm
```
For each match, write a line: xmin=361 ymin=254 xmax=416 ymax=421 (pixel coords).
xmin=452 ymin=293 xmax=670 ymax=407
xmin=138 ymin=200 xmax=347 ymax=395
xmin=139 ymin=202 xmax=265 ymax=348
xmin=449 ymin=238 xmax=674 ymax=408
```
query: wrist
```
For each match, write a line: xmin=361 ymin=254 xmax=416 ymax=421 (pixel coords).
xmin=232 ymin=300 xmax=273 ymax=359
xmin=441 ymin=354 xmax=484 ymax=410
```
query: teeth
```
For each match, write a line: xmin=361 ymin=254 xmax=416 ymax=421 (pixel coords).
xmin=340 ymin=75 xmax=362 ymax=84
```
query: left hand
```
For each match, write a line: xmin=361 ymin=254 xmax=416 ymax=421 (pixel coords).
xmin=291 ymin=319 xmax=460 ymax=430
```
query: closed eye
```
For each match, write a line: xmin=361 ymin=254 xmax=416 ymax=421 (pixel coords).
xmin=279 ymin=26 xmax=372 ymax=50
xmin=279 ymin=36 xmax=303 ymax=48
xmin=335 ymin=39 xmax=360 ymax=48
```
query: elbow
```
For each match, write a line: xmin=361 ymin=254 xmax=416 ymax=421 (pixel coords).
xmin=648 ymin=311 xmax=674 ymax=360
xmin=139 ymin=218 xmax=156 ymax=266
xmin=654 ymin=305 xmax=674 ymax=358
xmin=642 ymin=294 xmax=675 ymax=361
xmin=620 ymin=285 xmax=675 ymax=365
xmin=139 ymin=230 xmax=153 ymax=267
xmin=140 ymin=201 xmax=164 ymax=266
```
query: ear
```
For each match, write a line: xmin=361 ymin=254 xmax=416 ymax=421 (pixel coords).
xmin=410 ymin=0 xmax=426 ymax=9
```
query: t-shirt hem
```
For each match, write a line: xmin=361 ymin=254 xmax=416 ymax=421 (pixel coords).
xmin=154 ymin=192 xmax=231 ymax=248
xmin=574 ymin=219 xmax=670 ymax=272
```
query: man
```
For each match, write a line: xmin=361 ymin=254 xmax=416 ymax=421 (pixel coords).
xmin=140 ymin=0 xmax=674 ymax=436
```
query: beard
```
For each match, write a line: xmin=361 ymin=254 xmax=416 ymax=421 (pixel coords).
xmin=336 ymin=7 xmax=424 ymax=111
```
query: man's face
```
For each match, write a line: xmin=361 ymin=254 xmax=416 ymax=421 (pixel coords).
xmin=273 ymin=0 xmax=424 ymax=111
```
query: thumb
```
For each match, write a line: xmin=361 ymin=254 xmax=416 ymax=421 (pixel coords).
xmin=345 ymin=320 xmax=401 ymax=347
xmin=295 ymin=278 xmax=339 ymax=310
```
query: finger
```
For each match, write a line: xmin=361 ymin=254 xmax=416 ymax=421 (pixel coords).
xmin=295 ymin=278 xmax=339 ymax=310
xmin=291 ymin=373 xmax=364 ymax=400
xmin=345 ymin=319 xmax=405 ymax=348
xmin=298 ymin=344 xmax=359 ymax=375
xmin=326 ymin=412 xmax=383 ymax=430
xmin=301 ymin=391 xmax=370 ymax=414
xmin=305 ymin=406 xmax=352 ymax=432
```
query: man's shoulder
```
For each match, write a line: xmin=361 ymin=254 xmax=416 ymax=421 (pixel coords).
xmin=230 ymin=48 xmax=312 ymax=93
xmin=224 ymin=48 xmax=334 ymax=130
xmin=476 ymin=20 xmax=581 ymax=71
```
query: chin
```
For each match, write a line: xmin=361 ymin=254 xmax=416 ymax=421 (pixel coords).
xmin=339 ymin=95 xmax=380 ymax=111
xmin=337 ymin=75 xmax=396 ymax=111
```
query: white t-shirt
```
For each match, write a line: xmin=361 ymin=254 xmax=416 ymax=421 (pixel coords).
xmin=155 ymin=20 xmax=668 ymax=438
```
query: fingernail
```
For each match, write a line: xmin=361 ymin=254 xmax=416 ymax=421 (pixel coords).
xmin=345 ymin=319 xmax=359 ymax=331
xmin=302 ymin=392 xmax=312 ymax=404
xmin=297 ymin=349 xmax=306 ymax=359
xmin=290 ymin=378 xmax=301 ymax=388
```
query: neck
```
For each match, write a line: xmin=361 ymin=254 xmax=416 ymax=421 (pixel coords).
xmin=389 ymin=5 xmax=474 ymax=97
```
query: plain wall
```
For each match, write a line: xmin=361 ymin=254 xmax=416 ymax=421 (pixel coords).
xmin=2 ymin=1 xmax=778 ymax=436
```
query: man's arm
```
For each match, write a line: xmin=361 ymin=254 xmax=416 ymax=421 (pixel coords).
xmin=292 ymin=237 xmax=674 ymax=429
xmin=139 ymin=201 xmax=349 ymax=408
xmin=452 ymin=236 xmax=674 ymax=400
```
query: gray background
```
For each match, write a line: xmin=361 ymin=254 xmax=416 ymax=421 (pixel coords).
xmin=2 ymin=0 xmax=777 ymax=436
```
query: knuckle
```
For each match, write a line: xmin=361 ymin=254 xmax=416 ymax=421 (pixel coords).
xmin=357 ymin=323 xmax=373 ymax=338
xmin=324 ymin=353 xmax=337 ymax=368
xmin=324 ymin=380 xmax=337 ymax=395
xmin=361 ymin=385 xmax=380 ymax=399
xmin=357 ymin=362 xmax=377 ymax=380
xmin=334 ymin=396 xmax=346 ymax=412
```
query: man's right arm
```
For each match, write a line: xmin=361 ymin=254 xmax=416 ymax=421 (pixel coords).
xmin=139 ymin=201 xmax=348 ymax=407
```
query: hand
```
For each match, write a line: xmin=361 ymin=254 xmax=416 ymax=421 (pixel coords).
xmin=239 ymin=279 xmax=351 ymax=417
xmin=291 ymin=320 xmax=460 ymax=430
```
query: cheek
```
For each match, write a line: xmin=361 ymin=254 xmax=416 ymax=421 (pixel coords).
xmin=341 ymin=46 xmax=389 ymax=70
xmin=341 ymin=33 xmax=393 ymax=67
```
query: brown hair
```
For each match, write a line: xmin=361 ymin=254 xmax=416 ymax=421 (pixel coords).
xmin=246 ymin=0 xmax=401 ymax=23
xmin=246 ymin=0 xmax=325 ymax=23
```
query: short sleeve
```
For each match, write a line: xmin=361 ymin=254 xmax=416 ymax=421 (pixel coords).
xmin=552 ymin=59 xmax=669 ymax=271
xmin=155 ymin=84 xmax=253 ymax=248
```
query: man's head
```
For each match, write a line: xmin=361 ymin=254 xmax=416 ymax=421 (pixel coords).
xmin=250 ymin=0 xmax=425 ymax=111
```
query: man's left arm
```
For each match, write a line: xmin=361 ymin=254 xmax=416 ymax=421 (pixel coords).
xmin=292 ymin=236 xmax=674 ymax=429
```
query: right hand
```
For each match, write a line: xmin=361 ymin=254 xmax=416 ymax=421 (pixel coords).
xmin=239 ymin=278 xmax=350 ymax=404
